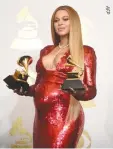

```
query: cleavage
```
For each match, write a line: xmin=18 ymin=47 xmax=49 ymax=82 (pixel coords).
xmin=42 ymin=49 xmax=68 ymax=70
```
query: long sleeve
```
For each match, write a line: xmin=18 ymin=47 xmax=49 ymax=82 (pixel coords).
xmin=71 ymin=46 xmax=97 ymax=101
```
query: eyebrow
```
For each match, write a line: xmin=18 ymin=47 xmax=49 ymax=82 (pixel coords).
xmin=54 ymin=16 xmax=69 ymax=19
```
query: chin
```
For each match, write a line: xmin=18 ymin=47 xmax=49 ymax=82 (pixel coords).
xmin=57 ymin=32 xmax=68 ymax=37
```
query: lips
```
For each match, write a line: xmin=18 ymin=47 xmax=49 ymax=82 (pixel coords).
xmin=58 ymin=28 xmax=65 ymax=31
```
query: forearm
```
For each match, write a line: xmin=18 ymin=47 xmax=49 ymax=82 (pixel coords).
xmin=24 ymin=84 xmax=36 ymax=97
xmin=70 ymin=85 xmax=97 ymax=101
xmin=70 ymin=46 xmax=97 ymax=101
xmin=24 ymin=72 xmax=41 ymax=97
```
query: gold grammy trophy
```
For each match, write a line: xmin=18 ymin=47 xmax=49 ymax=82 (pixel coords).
xmin=61 ymin=56 xmax=85 ymax=91
xmin=3 ymin=56 xmax=33 ymax=91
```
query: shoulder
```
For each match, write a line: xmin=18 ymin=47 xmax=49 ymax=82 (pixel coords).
xmin=42 ymin=45 xmax=54 ymax=50
xmin=83 ymin=45 xmax=96 ymax=58
xmin=83 ymin=45 xmax=95 ymax=55
xmin=83 ymin=45 xmax=96 ymax=65
xmin=40 ymin=45 xmax=54 ymax=56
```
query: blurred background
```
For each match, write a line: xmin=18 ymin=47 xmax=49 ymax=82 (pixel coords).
xmin=0 ymin=0 xmax=113 ymax=148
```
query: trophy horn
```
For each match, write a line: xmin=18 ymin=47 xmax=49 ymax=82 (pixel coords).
xmin=66 ymin=56 xmax=84 ymax=77
xmin=67 ymin=57 xmax=76 ymax=66
xmin=17 ymin=56 xmax=33 ymax=73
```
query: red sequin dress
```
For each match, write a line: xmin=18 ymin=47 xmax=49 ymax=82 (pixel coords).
xmin=26 ymin=45 xmax=97 ymax=148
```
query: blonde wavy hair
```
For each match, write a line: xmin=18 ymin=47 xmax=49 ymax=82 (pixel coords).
xmin=51 ymin=5 xmax=84 ymax=122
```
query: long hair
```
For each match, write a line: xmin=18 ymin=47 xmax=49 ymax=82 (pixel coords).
xmin=51 ymin=5 xmax=84 ymax=122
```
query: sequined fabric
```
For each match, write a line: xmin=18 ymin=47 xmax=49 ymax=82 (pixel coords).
xmin=26 ymin=45 xmax=97 ymax=148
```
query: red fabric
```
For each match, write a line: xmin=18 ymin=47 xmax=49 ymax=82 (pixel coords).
xmin=26 ymin=45 xmax=97 ymax=148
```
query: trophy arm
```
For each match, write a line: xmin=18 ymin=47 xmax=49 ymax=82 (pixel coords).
xmin=70 ymin=46 xmax=97 ymax=101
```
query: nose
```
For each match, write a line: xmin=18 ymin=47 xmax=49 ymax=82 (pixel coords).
xmin=58 ymin=19 xmax=63 ymax=26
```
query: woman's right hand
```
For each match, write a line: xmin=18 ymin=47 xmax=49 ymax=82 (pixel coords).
xmin=13 ymin=87 xmax=28 ymax=96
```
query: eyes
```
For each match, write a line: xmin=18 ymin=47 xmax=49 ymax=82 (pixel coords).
xmin=54 ymin=17 xmax=69 ymax=23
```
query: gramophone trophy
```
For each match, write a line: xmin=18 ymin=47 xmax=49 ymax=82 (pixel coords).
xmin=3 ymin=55 xmax=33 ymax=91
xmin=61 ymin=56 xmax=85 ymax=91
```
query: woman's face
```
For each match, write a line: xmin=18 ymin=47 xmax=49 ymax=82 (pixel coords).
xmin=54 ymin=9 xmax=70 ymax=37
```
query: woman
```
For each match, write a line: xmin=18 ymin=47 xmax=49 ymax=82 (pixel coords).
xmin=14 ymin=5 xmax=97 ymax=148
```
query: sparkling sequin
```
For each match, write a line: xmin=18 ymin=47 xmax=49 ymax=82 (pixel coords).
xmin=27 ymin=45 xmax=96 ymax=148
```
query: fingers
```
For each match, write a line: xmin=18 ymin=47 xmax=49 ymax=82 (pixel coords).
xmin=24 ymin=91 xmax=28 ymax=94
xmin=6 ymin=85 xmax=11 ymax=89
xmin=6 ymin=85 xmax=28 ymax=96
xmin=62 ymin=87 xmax=77 ymax=94
xmin=69 ymin=87 xmax=74 ymax=91
xmin=20 ymin=87 xmax=23 ymax=93
xmin=14 ymin=89 xmax=18 ymax=92
xmin=69 ymin=87 xmax=76 ymax=94
xmin=13 ymin=87 xmax=25 ymax=96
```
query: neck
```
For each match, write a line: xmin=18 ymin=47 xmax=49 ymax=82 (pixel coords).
xmin=59 ymin=35 xmax=69 ymax=46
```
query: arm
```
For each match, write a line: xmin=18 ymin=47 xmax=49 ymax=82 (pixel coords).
xmin=70 ymin=46 xmax=97 ymax=101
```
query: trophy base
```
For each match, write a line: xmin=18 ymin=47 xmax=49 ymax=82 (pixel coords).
xmin=3 ymin=75 xmax=29 ymax=91
xmin=61 ymin=79 xmax=85 ymax=91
